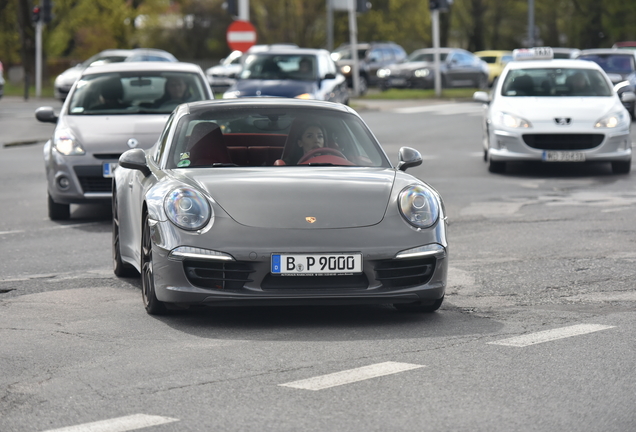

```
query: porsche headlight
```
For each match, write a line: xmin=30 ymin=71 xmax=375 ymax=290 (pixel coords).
xmin=53 ymin=128 xmax=85 ymax=155
xmin=164 ymin=187 xmax=212 ymax=231
xmin=414 ymin=68 xmax=430 ymax=78
xmin=495 ymin=111 xmax=532 ymax=128
xmin=377 ymin=68 xmax=391 ymax=78
xmin=398 ymin=185 xmax=440 ymax=229
xmin=595 ymin=111 xmax=628 ymax=128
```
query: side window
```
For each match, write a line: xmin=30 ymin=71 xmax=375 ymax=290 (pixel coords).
xmin=320 ymin=54 xmax=337 ymax=76
xmin=155 ymin=113 xmax=175 ymax=164
xmin=368 ymin=49 xmax=383 ymax=63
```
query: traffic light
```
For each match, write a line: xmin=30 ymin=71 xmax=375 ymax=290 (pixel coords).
xmin=224 ymin=0 xmax=238 ymax=16
xmin=356 ymin=0 xmax=371 ymax=13
xmin=32 ymin=6 xmax=41 ymax=23
xmin=42 ymin=0 xmax=54 ymax=24
xmin=429 ymin=0 xmax=451 ymax=12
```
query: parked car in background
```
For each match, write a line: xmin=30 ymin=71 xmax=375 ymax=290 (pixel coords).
xmin=576 ymin=48 xmax=636 ymax=118
xmin=377 ymin=48 xmax=489 ymax=90
xmin=223 ymin=47 xmax=349 ymax=105
xmin=474 ymin=50 xmax=513 ymax=86
xmin=0 ymin=60 xmax=4 ymax=99
xmin=54 ymin=48 xmax=177 ymax=101
xmin=36 ymin=61 xmax=213 ymax=220
xmin=331 ymin=42 xmax=407 ymax=95
xmin=205 ymin=50 xmax=243 ymax=93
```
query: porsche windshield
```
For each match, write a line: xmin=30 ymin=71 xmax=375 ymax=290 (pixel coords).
xmin=68 ymin=71 xmax=209 ymax=115
xmin=501 ymin=68 xmax=612 ymax=97
xmin=166 ymin=107 xmax=391 ymax=168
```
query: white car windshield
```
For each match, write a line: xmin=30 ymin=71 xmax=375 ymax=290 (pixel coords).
xmin=501 ymin=68 xmax=612 ymax=97
xmin=68 ymin=72 xmax=209 ymax=115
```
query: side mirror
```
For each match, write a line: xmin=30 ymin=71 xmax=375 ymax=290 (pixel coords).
xmin=396 ymin=147 xmax=422 ymax=171
xmin=620 ymin=91 xmax=636 ymax=103
xmin=473 ymin=91 xmax=490 ymax=103
xmin=119 ymin=149 xmax=151 ymax=177
xmin=323 ymin=73 xmax=336 ymax=80
xmin=35 ymin=106 xmax=58 ymax=123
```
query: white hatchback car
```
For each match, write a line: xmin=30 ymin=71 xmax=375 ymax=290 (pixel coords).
xmin=474 ymin=47 xmax=635 ymax=174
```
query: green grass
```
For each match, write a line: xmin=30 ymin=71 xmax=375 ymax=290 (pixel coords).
xmin=3 ymin=80 xmax=55 ymax=98
xmin=360 ymin=87 xmax=481 ymax=100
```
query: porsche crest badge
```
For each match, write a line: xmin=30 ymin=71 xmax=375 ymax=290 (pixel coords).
xmin=305 ymin=217 xmax=316 ymax=223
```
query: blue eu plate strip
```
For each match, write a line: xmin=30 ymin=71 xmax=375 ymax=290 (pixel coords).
xmin=271 ymin=254 xmax=281 ymax=273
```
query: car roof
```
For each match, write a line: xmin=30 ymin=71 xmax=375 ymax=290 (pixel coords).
xmin=506 ymin=59 xmax=604 ymax=70
xmin=80 ymin=61 xmax=204 ymax=76
xmin=246 ymin=48 xmax=330 ymax=56
xmin=578 ymin=48 xmax=636 ymax=56
xmin=412 ymin=47 xmax=465 ymax=54
xmin=183 ymin=98 xmax=355 ymax=115
xmin=475 ymin=50 xmax=512 ymax=56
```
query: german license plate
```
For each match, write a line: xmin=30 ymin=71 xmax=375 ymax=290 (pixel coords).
xmin=103 ymin=162 xmax=118 ymax=178
xmin=542 ymin=151 xmax=585 ymax=162
xmin=271 ymin=253 xmax=362 ymax=276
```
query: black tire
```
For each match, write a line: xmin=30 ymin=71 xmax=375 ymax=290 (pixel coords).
xmin=394 ymin=296 xmax=444 ymax=313
xmin=488 ymin=158 xmax=506 ymax=173
xmin=611 ymin=160 xmax=631 ymax=174
xmin=48 ymin=193 xmax=70 ymax=220
xmin=141 ymin=212 xmax=167 ymax=315
xmin=112 ymin=188 xmax=137 ymax=277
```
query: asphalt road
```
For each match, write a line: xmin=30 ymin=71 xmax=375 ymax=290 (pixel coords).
xmin=0 ymin=96 xmax=635 ymax=432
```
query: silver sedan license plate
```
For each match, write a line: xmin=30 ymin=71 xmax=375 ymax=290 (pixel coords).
xmin=271 ymin=253 xmax=362 ymax=276
xmin=542 ymin=151 xmax=585 ymax=162
xmin=103 ymin=162 xmax=119 ymax=178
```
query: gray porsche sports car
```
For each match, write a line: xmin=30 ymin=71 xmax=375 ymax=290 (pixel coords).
xmin=113 ymin=99 xmax=448 ymax=315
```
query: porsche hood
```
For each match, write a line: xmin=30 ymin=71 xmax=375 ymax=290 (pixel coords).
xmin=182 ymin=168 xmax=396 ymax=229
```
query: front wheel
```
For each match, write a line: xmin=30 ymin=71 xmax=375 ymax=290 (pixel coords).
xmin=358 ymin=75 xmax=368 ymax=95
xmin=141 ymin=212 xmax=167 ymax=315
xmin=611 ymin=160 xmax=631 ymax=174
xmin=48 ymin=193 xmax=70 ymax=220
xmin=488 ymin=158 xmax=506 ymax=173
xmin=394 ymin=296 xmax=444 ymax=313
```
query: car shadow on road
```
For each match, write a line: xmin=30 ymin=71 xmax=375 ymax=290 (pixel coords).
xmin=140 ymin=301 xmax=504 ymax=342
xmin=494 ymin=161 xmax=627 ymax=180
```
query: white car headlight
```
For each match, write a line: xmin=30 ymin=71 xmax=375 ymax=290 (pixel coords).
xmin=341 ymin=65 xmax=351 ymax=74
xmin=53 ymin=128 xmax=85 ymax=155
xmin=495 ymin=111 xmax=532 ymax=128
xmin=164 ymin=187 xmax=212 ymax=231
xmin=295 ymin=93 xmax=315 ymax=100
xmin=223 ymin=91 xmax=240 ymax=99
xmin=377 ymin=68 xmax=391 ymax=78
xmin=398 ymin=185 xmax=440 ymax=229
xmin=414 ymin=69 xmax=430 ymax=78
xmin=595 ymin=111 xmax=629 ymax=128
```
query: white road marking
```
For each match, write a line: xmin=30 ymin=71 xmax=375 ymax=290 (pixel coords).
xmin=488 ymin=324 xmax=615 ymax=347
xmin=41 ymin=414 xmax=178 ymax=432
xmin=0 ymin=230 xmax=24 ymax=235
xmin=279 ymin=361 xmax=425 ymax=391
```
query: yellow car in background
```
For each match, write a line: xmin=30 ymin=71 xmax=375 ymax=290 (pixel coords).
xmin=474 ymin=50 xmax=513 ymax=86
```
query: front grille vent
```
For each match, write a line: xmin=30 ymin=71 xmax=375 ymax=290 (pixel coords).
xmin=78 ymin=176 xmax=112 ymax=193
xmin=374 ymin=257 xmax=436 ymax=288
xmin=261 ymin=274 xmax=368 ymax=291
xmin=183 ymin=260 xmax=254 ymax=290
xmin=522 ymin=134 xmax=604 ymax=150
xmin=93 ymin=153 xmax=123 ymax=160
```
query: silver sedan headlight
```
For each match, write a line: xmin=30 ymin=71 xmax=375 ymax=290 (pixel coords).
xmin=494 ymin=111 xmax=532 ymax=129
xmin=377 ymin=68 xmax=391 ymax=78
xmin=53 ymin=127 xmax=85 ymax=155
xmin=398 ymin=185 xmax=440 ymax=229
xmin=164 ymin=187 xmax=212 ymax=231
xmin=595 ymin=111 xmax=629 ymax=128
xmin=413 ymin=69 xmax=430 ymax=78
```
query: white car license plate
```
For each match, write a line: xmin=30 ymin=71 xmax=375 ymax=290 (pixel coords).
xmin=271 ymin=253 xmax=362 ymax=276
xmin=542 ymin=151 xmax=585 ymax=162
xmin=102 ymin=162 xmax=118 ymax=178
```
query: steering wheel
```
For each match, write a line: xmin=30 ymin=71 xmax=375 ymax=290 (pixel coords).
xmin=297 ymin=147 xmax=348 ymax=165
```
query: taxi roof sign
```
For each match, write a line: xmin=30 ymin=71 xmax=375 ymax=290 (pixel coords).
xmin=512 ymin=47 xmax=554 ymax=61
